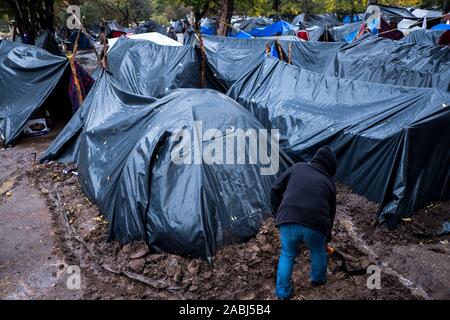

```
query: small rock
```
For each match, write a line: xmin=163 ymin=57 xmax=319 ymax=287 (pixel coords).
xmin=145 ymin=254 xmax=164 ymax=263
xmin=235 ymin=290 xmax=255 ymax=300
xmin=165 ymin=256 xmax=180 ymax=277
xmin=241 ymin=264 xmax=249 ymax=272
xmin=121 ymin=243 xmax=133 ymax=254
xmin=188 ymin=285 xmax=198 ymax=292
xmin=128 ymin=258 xmax=145 ymax=273
xmin=130 ymin=248 xmax=149 ymax=259
xmin=187 ymin=261 xmax=200 ymax=275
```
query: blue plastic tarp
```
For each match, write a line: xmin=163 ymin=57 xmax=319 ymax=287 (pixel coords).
xmin=432 ymin=24 xmax=450 ymax=31
xmin=250 ymin=20 xmax=295 ymax=37
xmin=343 ymin=16 xmax=352 ymax=23
xmin=231 ymin=31 xmax=253 ymax=39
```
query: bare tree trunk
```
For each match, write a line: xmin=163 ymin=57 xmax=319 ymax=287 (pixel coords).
xmin=217 ymin=0 xmax=234 ymax=36
xmin=5 ymin=0 xmax=54 ymax=44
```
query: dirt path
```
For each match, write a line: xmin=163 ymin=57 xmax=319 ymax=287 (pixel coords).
xmin=1 ymin=134 xmax=449 ymax=300
xmin=0 ymin=131 xmax=82 ymax=299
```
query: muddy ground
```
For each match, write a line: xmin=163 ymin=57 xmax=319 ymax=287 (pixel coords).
xmin=1 ymin=133 xmax=449 ymax=300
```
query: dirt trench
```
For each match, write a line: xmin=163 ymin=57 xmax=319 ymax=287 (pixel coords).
xmin=1 ymin=134 xmax=449 ymax=300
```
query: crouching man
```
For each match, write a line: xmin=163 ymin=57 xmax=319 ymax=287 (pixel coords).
xmin=271 ymin=146 xmax=337 ymax=299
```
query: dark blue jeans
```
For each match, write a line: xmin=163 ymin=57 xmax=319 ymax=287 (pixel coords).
xmin=275 ymin=223 xmax=327 ymax=299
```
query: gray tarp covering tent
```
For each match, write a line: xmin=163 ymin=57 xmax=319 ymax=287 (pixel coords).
xmin=41 ymin=71 xmax=287 ymax=258
xmin=191 ymin=36 xmax=271 ymax=91
xmin=323 ymin=35 xmax=450 ymax=91
xmin=399 ymin=29 xmax=446 ymax=45
xmin=0 ymin=40 xmax=69 ymax=145
xmin=369 ymin=3 xmax=417 ymax=22
xmin=186 ymin=35 xmax=450 ymax=91
xmin=106 ymin=37 xmax=203 ymax=97
xmin=133 ymin=20 xmax=166 ymax=35
xmin=285 ymin=41 xmax=345 ymax=73
xmin=329 ymin=22 xmax=362 ymax=42
xmin=228 ymin=57 xmax=450 ymax=227
xmin=293 ymin=13 xmax=342 ymax=28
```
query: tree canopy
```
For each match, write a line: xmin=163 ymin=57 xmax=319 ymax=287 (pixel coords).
xmin=1 ymin=0 xmax=448 ymax=39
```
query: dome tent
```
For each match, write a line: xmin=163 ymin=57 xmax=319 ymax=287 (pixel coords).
xmin=40 ymin=71 xmax=288 ymax=259
xmin=0 ymin=40 xmax=93 ymax=145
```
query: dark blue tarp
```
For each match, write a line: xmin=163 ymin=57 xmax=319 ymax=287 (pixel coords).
xmin=106 ymin=37 xmax=204 ymax=97
xmin=0 ymin=40 xmax=69 ymax=145
xmin=69 ymin=30 xmax=93 ymax=50
xmin=399 ymin=29 xmax=445 ymax=45
xmin=201 ymin=18 xmax=217 ymax=35
xmin=40 ymin=71 xmax=288 ymax=258
xmin=228 ymin=56 xmax=450 ymax=227
xmin=323 ymin=35 xmax=450 ymax=91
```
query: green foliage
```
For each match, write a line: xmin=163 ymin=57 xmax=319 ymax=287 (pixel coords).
xmin=2 ymin=0 xmax=447 ymax=31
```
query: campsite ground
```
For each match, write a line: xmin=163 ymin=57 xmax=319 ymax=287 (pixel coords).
xmin=1 ymin=49 xmax=449 ymax=300
xmin=1 ymin=132 xmax=449 ymax=300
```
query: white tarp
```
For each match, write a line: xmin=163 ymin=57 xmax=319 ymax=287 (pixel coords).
xmin=107 ymin=32 xmax=181 ymax=52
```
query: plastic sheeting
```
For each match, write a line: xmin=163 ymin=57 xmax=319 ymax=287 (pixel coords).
xmin=41 ymin=71 xmax=287 ymax=258
xmin=133 ymin=20 xmax=166 ymax=35
xmin=400 ymin=29 xmax=446 ymax=45
xmin=201 ymin=18 xmax=217 ymax=35
xmin=106 ymin=37 xmax=203 ymax=97
xmin=329 ymin=22 xmax=362 ymax=42
xmin=231 ymin=17 xmax=273 ymax=36
xmin=249 ymin=20 xmax=296 ymax=37
xmin=227 ymin=56 xmax=450 ymax=227
xmin=186 ymin=35 xmax=450 ymax=91
xmin=324 ymin=35 xmax=450 ymax=91
xmin=286 ymin=41 xmax=346 ymax=73
xmin=293 ymin=13 xmax=342 ymax=28
xmin=0 ymin=40 xmax=68 ymax=145
xmin=432 ymin=24 xmax=450 ymax=31
xmin=190 ymin=36 xmax=270 ymax=91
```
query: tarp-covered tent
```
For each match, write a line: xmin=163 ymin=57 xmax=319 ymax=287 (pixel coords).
xmin=106 ymin=37 xmax=203 ymax=97
xmin=107 ymin=33 xmax=181 ymax=52
xmin=293 ymin=13 xmax=342 ymax=28
xmin=193 ymin=36 xmax=270 ymax=91
xmin=69 ymin=30 xmax=94 ymax=50
xmin=200 ymin=18 xmax=217 ymax=35
xmin=323 ymin=35 xmax=450 ymax=91
xmin=399 ymin=29 xmax=446 ymax=45
xmin=304 ymin=26 xmax=336 ymax=41
xmin=249 ymin=20 xmax=296 ymax=37
xmin=329 ymin=22 xmax=362 ymax=42
xmin=186 ymin=34 xmax=450 ymax=91
xmin=0 ymin=40 xmax=93 ymax=145
xmin=105 ymin=20 xmax=126 ymax=38
xmin=286 ymin=41 xmax=346 ymax=73
xmin=16 ymin=31 xmax=62 ymax=56
xmin=372 ymin=3 xmax=417 ymax=22
xmin=231 ymin=17 xmax=273 ymax=36
xmin=228 ymin=56 xmax=450 ymax=227
xmin=133 ymin=20 xmax=166 ymax=35
xmin=184 ymin=35 xmax=303 ymax=91
xmin=40 ymin=71 xmax=286 ymax=258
